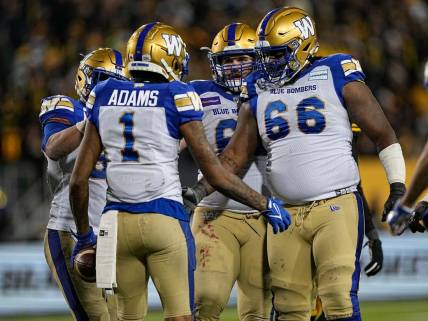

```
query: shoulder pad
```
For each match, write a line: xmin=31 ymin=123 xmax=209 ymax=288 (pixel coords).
xmin=40 ymin=95 xmax=75 ymax=117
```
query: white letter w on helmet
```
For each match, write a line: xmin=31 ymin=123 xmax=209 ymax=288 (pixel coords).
xmin=293 ymin=16 xmax=315 ymax=40
xmin=162 ymin=34 xmax=183 ymax=56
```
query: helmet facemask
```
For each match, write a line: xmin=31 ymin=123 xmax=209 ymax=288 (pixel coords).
xmin=256 ymin=38 xmax=304 ymax=86
xmin=208 ymin=50 xmax=255 ymax=93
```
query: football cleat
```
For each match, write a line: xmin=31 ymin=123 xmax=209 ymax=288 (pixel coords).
xmin=202 ymin=23 xmax=256 ymax=92
xmin=256 ymin=7 xmax=319 ymax=86
xmin=125 ymin=22 xmax=189 ymax=82
xmin=75 ymin=48 xmax=127 ymax=103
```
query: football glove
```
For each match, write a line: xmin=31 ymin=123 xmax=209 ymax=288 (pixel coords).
xmin=181 ymin=184 xmax=208 ymax=215
xmin=408 ymin=201 xmax=428 ymax=233
xmin=261 ymin=198 xmax=291 ymax=234
xmin=387 ymin=202 xmax=412 ymax=235
xmin=364 ymin=238 xmax=383 ymax=277
xmin=382 ymin=182 xmax=406 ymax=222
xmin=71 ymin=227 xmax=97 ymax=267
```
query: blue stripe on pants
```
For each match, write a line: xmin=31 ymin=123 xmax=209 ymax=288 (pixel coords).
xmin=179 ymin=220 xmax=196 ymax=316
xmin=47 ymin=229 xmax=89 ymax=321
xmin=350 ymin=193 xmax=364 ymax=320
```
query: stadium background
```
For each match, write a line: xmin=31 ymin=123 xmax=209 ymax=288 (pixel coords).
xmin=0 ymin=0 xmax=427 ymax=319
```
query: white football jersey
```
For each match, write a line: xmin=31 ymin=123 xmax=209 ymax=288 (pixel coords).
xmin=39 ymin=95 xmax=107 ymax=233
xmin=88 ymin=79 xmax=203 ymax=221
xmin=246 ymin=54 xmax=364 ymax=203
xmin=191 ymin=80 xmax=267 ymax=212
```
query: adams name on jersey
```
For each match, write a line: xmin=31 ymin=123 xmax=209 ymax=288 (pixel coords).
xmin=245 ymin=54 xmax=363 ymax=204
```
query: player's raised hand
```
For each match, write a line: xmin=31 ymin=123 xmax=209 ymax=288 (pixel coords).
xmin=364 ymin=238 xmax=383 ymax=276
xmin=261 ymin=198 xmax=291 ymax=234
xmin=387 ymin=201 xmax=412 ymax=235
xmin=382 ymin=182 xmax=406 ymax=221
xmin=71 ymin=227 xmax=97 ymax=267
xmin=408 ymin=201 xmax=428 ymax=233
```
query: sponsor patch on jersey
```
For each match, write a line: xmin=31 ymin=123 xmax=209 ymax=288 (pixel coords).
xmin=308 ymin=68 xmax=328 ymax=81
xmin=341 ymin=58 xmax=363 ymax=77
xmin=200 ymin=96 xmax=221 ymax=107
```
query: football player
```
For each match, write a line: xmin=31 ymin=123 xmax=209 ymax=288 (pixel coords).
xmin=68 ymin=22 xmax=291 ymax=321
xmin=39 ymin=48 xmax=126 ymax=321
xmin=183 ymin=7 xmax=406 ymax=321
xmin=387 ymin=61 xmax=428 ymax=234
xmin=188 ymin=23 xmax=271 ymax=320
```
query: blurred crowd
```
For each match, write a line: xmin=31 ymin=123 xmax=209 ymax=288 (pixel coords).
xmin=1 ymin=0 xmax=428 ymax=167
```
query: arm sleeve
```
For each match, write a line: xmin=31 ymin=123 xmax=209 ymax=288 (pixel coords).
xmin=87 ymin=89 xmax=100 ymax=130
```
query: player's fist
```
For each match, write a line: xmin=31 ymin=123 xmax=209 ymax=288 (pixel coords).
xmin=364 ymin=239 xmax=383 ymax=276
xmin=71 ymin=227 xmax=97 ymax=269
xmin=382 ymin=182 xmax=406 ymax=222
xmin=408 ymin=201 xmax=428 ymax=233
xmin=262 ymin=197 xmax=291 ymax=234
xmin=181 ymin=184 xmax=207 ymax=215
xmin=387 ymin=202 xmax=412 ymax=235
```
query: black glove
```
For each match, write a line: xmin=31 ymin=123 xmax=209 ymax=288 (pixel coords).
xmin=382 ymin=182 xmax=406 ymax=222
xmin=408 ymin=201 xmax=428 ymax=233
xmin=181 ymin=184 xmax=208 ymax=215
xmin=364 ymin=237 xmax=383 ymax=277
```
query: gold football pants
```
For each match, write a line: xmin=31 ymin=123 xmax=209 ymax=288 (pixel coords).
xmin=44 ymin=229 xmax=117 ymax=321
xmin=192 ymin=208 xmax=271 ymax=321
xmin=269 ymin=193 xmax=364 ymax=321
xmin=115 ymin=212 xmax=195 ymax=320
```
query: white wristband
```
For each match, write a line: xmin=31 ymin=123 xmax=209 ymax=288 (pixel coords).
xmin=379 ymin=143 xmax=406 ymax=184
xmin=75 ymin=119 xmax=87 ymax=133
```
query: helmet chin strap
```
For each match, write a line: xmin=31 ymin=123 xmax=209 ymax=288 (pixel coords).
xmin=161 ymin=59 xmax=179 ymax=81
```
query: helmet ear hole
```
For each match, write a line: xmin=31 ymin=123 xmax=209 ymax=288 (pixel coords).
xmin=302 ymin=43 xmax=310 ymax=51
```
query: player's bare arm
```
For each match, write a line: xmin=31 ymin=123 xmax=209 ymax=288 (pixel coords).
xmin=219 ymin=102 xmax=259 ymax=173
xmin=44 ymin=120 xmax=86 ymax=160
xmin=180 ymin=119 xmax=266 ymax=212
xmin=186 ymin=101 xmax=259 ymax=198
xmin=69 ymin=121 xmax=102 ymax=234
xmin=344 ymin=81 xmax=406 ymax=221
xmin=344 ymin=81 xmax=397 ymax=149
xmin=401 ymin=141 xmax=428 ymax=207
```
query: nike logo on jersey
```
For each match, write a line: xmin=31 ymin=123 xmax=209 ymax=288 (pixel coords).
xmin=107 ymin=89 xmax=159 ymax=107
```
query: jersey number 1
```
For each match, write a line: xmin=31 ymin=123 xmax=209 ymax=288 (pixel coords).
xmin=119 ymin=112 xmax=139 ymax=162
